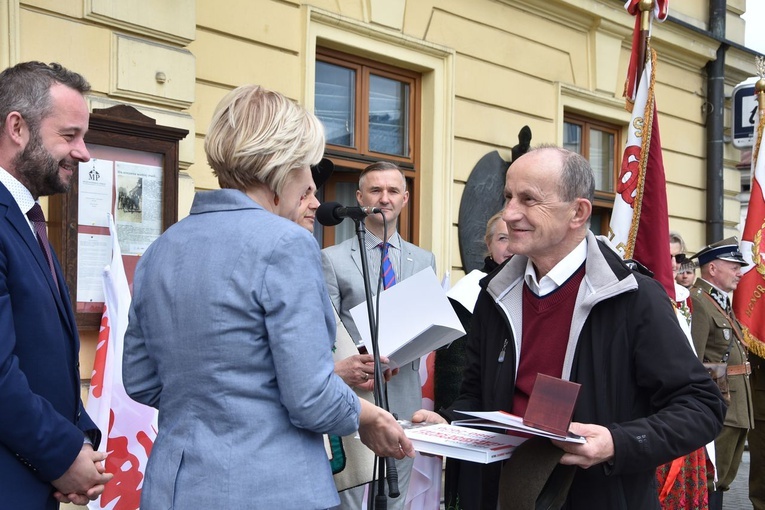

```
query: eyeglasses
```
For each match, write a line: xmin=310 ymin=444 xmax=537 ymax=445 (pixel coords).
xmin=671 ymin=253 xmax=689 ymax=264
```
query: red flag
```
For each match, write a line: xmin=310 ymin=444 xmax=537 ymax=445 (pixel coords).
xmin=608 ymin=3 xmax=674 ymax=297
xmin=87 ymin=214 xmax=157 ymax=510
xmin=733 ymin=84 xmax=765 ymax=359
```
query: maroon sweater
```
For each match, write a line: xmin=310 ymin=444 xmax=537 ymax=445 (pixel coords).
xmin=512 ymin=264 xmax=586 ymax=417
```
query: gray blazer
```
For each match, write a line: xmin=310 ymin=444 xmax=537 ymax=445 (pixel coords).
xmin=123 ymin=189 xmax=360 ymax=509
xmin=321 ymin=235 xmax=436 ymax=422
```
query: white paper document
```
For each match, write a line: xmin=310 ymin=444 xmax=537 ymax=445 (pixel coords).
xmin=349 ymin=268 xmax=466 ymax=368
xmin=453 ymin=410 xmax=586 ymax=444
xmin=446 ymin=269 xmax=486 ymax=313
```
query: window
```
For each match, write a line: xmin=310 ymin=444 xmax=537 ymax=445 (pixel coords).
xmin=563 ymin=113 xmax=620 ymax=235
xmin=314 ymin=48 xmax=420 ymax=246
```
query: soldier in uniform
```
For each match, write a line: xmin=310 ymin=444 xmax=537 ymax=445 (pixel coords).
xmin=689 ymin=237 xmax=753 ymax=510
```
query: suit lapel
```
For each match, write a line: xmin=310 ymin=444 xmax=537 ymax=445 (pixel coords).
xmin=351 ymin=235 xmax=419 ymax=282
xmin=0 ymin=186 xmax=75 ymax=336
xmin=399 ymin=241 xmax=415 ymax=280
xmin=350 ymin=236 xmax=364 ymax=278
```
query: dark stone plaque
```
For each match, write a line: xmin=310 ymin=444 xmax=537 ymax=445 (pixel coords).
xmin=457 ymin=126 xmax=532 ymax=272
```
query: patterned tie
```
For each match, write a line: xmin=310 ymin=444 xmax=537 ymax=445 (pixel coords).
xmin=27 ymin=203 xmax=60 ymax=292
xmin=379 ymin=242 xmax=397 ymax=289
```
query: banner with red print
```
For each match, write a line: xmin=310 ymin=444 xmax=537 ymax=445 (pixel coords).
xmin=608 ymin=5 xmax=674 ymax=297
xmin=87 ymin=214 xmax=157 ymax=510
xmin=733 ymin=82 xmax=765 ymax=359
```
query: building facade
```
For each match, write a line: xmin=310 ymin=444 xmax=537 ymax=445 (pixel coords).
xmin=1 ymin=2 xmax=760 ymax=506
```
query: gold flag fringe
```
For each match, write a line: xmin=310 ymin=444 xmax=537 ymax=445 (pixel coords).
xmin=742 ymin=56 xmax=765 ymax=357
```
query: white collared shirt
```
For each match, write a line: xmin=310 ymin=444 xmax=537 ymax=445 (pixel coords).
xmin=363 ymin=230 xmax=403 ymax=282
xmin=524 ymin=238 xmax=588 ymax=296
xmin=0 ymin=165 xmax=36 ymax=234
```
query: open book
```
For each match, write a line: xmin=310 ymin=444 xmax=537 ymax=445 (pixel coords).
xmin=453 ymin=410 xmax=586 ymax=444
xmin=349 ymin=268 xmax=465 ymax=368
xmin=400 ymin=421 xmax=525 ymax=464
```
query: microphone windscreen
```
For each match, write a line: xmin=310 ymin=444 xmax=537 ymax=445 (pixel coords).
xmin=316 ymin=201 xmax=343 ymax=226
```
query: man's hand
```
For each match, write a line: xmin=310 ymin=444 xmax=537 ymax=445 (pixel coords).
xmin=51 ymin=444 xmax=113 ymax=504
xmin=552 ymin=422 xmax=614 ymax=469
xmin=335 ymin=354 xmax=397 ymax=390
xmin=411 ymin=409 xmax=447 ymax=425
xmin=358 ymin=400 xmax=415 ymax=459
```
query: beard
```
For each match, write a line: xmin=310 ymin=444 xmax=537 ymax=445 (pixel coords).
xmin=12 ymin=131 xmax=76 ymax=198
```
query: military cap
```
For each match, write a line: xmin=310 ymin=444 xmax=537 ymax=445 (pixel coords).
xmin=690 ymin=236 xmax=747 ymax=266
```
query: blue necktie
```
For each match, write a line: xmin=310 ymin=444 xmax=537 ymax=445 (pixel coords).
xmin=379 ymin=242 xmax=397 ymax=289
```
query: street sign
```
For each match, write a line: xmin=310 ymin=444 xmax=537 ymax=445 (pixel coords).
xmin=732 ymin=79 xmax=758 ymax=149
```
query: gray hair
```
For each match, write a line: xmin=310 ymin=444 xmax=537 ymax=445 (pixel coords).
xmin=0 ymin=61 xmax=90 ymax=133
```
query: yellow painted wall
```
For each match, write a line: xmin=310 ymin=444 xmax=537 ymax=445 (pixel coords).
xmin=2 ymin=2 xmax=761 ymax=508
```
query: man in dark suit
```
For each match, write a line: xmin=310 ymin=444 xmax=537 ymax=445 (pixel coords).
xmin=322 ymin=161 xmax=436 ymax=509
xmin=0 ymin=61 xmax=112 ymax=509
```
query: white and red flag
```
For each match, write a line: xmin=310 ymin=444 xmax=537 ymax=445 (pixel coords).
xmin=609 ymin=0 xmax=674 ymax=297
xmin=87 ymin=214 xmax=157 ymax=510
xmin=733 ymin=70 xmax=765 ymax=359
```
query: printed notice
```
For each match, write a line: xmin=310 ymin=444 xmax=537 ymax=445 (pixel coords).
xmin=78 ymin=159 xmax=114 ymax=227
xmin=116 ymin=161 xmax=163 ymax=256
xmin=76 ymin=233 xmax=112 ymax=307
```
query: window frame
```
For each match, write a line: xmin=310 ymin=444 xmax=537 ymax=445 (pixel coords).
xmin=317 ymin=47 xmax=420 ymax=167
xmin=315 ymin=48 xmax=421 ymax=247
xmin=563 ymin=112 xmax=621 ymax=234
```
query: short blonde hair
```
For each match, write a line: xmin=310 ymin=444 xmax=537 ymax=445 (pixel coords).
xmin=204 ymin=84 xmax=325 ymax=194
xmin=484 ymin=211 xmax=505 ymax=254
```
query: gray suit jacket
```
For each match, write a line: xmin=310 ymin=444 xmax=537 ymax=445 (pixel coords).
xmin=321 ymin=235 xmax=436 ymax=421
xmin=123 ymin=189 xmax=360 ymax=509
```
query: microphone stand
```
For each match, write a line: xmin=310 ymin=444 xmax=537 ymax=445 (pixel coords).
xmin=352 ymin=216 xmax=399 ymax=510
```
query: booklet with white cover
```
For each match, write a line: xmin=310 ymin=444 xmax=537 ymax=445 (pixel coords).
xmin=349 ymin=268 xmax=466 ymax=368
xmin=400 ymin=421 xmax=524 ymax=464
xmin=453 ymin=410 xmax=586 ymax=444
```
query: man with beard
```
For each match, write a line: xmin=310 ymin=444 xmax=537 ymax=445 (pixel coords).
xmin=0 ymin=62 xmax=112 ymax=509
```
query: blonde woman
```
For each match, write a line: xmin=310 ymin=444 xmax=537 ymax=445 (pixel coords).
xmin=123 ymin=85 xmax=413 ymax=509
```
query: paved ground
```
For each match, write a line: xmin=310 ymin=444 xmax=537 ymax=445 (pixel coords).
xmin=726 ymin=449 xmax=752 ymax=510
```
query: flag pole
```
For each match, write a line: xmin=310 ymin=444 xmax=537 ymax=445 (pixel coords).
xmin=635 ymin=0 xmax=654 ymax=94
xmin=757 ymin=71 xmax=765 ymax=145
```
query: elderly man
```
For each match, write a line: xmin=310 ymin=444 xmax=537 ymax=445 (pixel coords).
xmin=689 ymin=237 xmax=753 ymax=510
xmin=414 ymin=146 xmax=725 ymax=509
xmin=0 ymin=62 xmax=112 ymax=508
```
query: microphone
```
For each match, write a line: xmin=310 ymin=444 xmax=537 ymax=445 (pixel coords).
xmin=316 ymin=201 xmax=382 ymax=226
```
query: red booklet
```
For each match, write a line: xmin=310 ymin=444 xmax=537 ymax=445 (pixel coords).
xmin=522 ymin=373 xmax=581 ymax=437
xmin=453 ymin=374 xmax=584 ymax=444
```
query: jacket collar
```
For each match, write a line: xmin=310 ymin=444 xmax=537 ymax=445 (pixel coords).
xmin=0 ymin=182 xmax=75 ymax=336
xmin=190 ymin=188 xmax=263 ymax=215
xmin=348 ymin=230 xmax=421 ymax=286
xmin=693 ymin=278 xmax=731 ymax=312
xmin=482 ymin=231 xmax=640 ymax=381
xmin=485 ymin=231 xmax=638 ymax=303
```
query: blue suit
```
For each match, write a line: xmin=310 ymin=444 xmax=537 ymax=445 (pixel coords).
xmin=0 ymin=182 xmax=100 ymax=509
xmin=123 ymin=189 xmax=361 ymax=509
